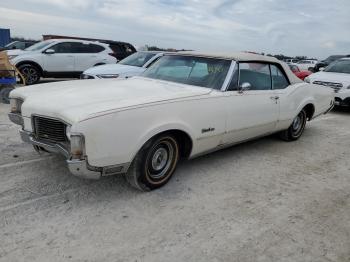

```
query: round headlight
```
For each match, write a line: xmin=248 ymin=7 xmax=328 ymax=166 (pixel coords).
xmin=10 ymin=98 xmax=23 ymax=113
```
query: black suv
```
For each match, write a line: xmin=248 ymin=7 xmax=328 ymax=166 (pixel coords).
xmin=100 ymin=41 xmax=136 ymax=61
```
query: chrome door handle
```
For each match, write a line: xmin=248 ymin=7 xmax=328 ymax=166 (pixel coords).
xmin=270 ymin=96 xmax=279 ymax=100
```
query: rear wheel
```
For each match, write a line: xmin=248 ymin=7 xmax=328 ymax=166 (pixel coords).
xmin=18 ymin=64 xmax=41 ymax=85
xmin=279 ymin=109 xmax=307 ymax=141
xmin=125 ymin=134 xmax=180 ymax=191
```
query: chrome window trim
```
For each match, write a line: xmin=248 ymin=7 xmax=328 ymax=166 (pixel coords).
xmin=143 ymin=53 xmax=164 ymax=68
xmin=220 ymin=60 xmax=237 ymax=92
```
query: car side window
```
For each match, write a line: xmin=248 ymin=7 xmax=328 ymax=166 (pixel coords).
xmin=50 ymin=42 xmax=75 ymax=53
xmin=74 ymin=43 xmax=105 ymax=53
xmin=270 ymin=64 xmax=289 ymax=89
xmin=238 ymin=62 xmax=271 ymax=90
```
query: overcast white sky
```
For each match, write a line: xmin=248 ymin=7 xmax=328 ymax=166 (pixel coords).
xmin=0 ymin=0 xmax=349 ymax=59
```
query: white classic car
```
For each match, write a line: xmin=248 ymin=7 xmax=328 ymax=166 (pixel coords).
xmin=81 ymin=51 xmax=163 ymax=79
xmin=296 ymin=59 xmax=318 ymax=71
xmin=9 ymin=52 xmax=334 ymax=191
xmin=305 ymin=58 xmax=350 ymax=107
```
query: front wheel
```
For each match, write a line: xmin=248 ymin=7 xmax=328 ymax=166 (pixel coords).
xmin=279 ymin=109 xmax=307 ymax=141
xmin=125 ymin=134 xmax=180 ymax=191
xmin=18 ymin=64 xmax=41 ymax=85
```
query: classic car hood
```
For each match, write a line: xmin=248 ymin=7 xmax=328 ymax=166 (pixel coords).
xmin=84 ymin=64 xmax=145 ymax=75
xmin=11 ymin=77 xmax=212 ymax=123
xmin=309 ymin=71 xmax=350 ymax=86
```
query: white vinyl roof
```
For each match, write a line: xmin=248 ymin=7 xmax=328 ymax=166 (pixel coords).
xmin=175 ymin=51 xmax=303 ymax=84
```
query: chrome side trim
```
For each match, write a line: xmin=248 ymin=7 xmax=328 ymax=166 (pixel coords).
xmin=190 ymin=130 xmax=277 ymax=159
xmin=8 ymin=113 xmax=24 ymax=126
xmin=324 ymin=100 xmax=335 ymax=115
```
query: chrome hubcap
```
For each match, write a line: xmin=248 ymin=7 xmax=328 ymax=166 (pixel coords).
xmin=151 ymin=148 xmax=168 ymax=171
xmin=147 ymin=140 xmax=175 ymax=180
xmin=292 ymin=116 xmax=301 ymax=131
xmin=291 ymin=112 xmax=305 ymax=137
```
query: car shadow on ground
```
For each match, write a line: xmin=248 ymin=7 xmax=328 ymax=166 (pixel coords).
xmin=1 ymin=116 xmax=326 ymax=218
xmin=32 ymin=133 xmax=296 ymax=198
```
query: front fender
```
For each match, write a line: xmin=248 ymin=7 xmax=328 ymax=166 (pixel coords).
xmin=130 ymin=121 xmax=196 ymax=161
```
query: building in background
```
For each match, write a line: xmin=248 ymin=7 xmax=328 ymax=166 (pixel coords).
xmin=0 ymin=28 xmax=11 ymax=47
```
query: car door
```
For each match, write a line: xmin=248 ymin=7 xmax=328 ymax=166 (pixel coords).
xmin=43 ymin=42 xmax=75 ymax=72
xmin=269 ymin=64 xmax=296 ymax=130
xmin=73 ymin=42 xmax=107 ymax=72
xmin=223 ymin=62 xmax=279 ymax=144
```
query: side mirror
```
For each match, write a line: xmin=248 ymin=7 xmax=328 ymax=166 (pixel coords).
xmin=239 ymin=82 xmax=251 ymax=93
xmin=44 ymin=49 xmax=55 ymax=54
xmin=319 ymin=67 xmax=325 ymax=71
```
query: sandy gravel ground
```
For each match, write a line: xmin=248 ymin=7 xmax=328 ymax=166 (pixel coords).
xmin=0 ymin=103 xmax=349 ymax=262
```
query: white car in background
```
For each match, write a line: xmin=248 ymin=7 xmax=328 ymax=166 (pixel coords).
xmin=7 ymin=39 xmax=117 ymax=85
xmin=296 ymin=59 xmax=318 ymax=71
xmin=284 ymin=59 xmax=299 ymax=64
xmin=305 ymin=58 xmax=350 ymax=107
xmin=9 ymin=52 xmax=334 ymax=191
xmin=81 ymin=51 xmax=163 ymax=79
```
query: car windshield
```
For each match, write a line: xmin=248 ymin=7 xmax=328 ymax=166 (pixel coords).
xmin=143 ymin=55 xmax=231 ymax=90
xmin=5 ymin=42 xmax=16 ymax=48
xmin=324 ymin=60 xmax=350 ymax=74
xmin=119 ymin=52 xmax=158 ymax=67
xmin=324 ymin=56 xmax=344 ymax=63
xmin=25 ymin=41 xmax=52 ymax=51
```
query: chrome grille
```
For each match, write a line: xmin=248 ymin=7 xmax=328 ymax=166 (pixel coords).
xmin=313 ymin=81 xmax=343 ymax=92
xmin=33 ymin=116 xmax=67 ymax=142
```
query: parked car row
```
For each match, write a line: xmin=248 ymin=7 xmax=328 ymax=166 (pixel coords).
xmin=288 ymin=64 xmax=312 ymax=81
xmin=0 ymin=40 xmax=37 ymax=51
xmin=81 ymin=51 xmax=164 ymax=79
xmin=8 ymin=51 xmax=335 ymax=191
xmin=7 ymin=39 xmax=118 ymax=85
xmin=305 ymin=58 xmax=350 ymax=107
xmin=2 ymin=38 xmax=137 ymax=85
xmin=313 ymin=55 xmax=349 ymax=72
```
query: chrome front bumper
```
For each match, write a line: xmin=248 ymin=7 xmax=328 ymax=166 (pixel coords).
xmin=19 ymin=129 xmax=102 ymax=179
xmin=8 ymin=112 xmax=24 ymax=126
xmin=9 ymin=113 xmax=130 ymax=179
